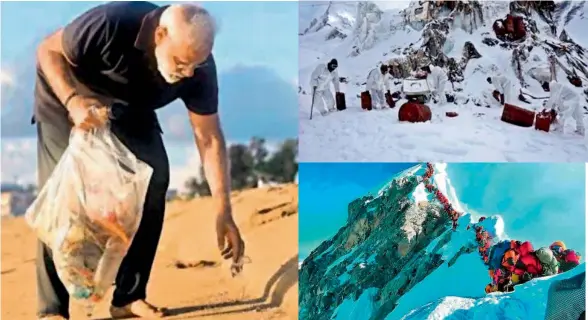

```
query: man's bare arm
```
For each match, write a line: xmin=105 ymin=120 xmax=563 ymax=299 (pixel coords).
xmin=188 ymin=111 xmax=231 ymax=212
xmin=36 ymin=29 xmax=78 ymax=109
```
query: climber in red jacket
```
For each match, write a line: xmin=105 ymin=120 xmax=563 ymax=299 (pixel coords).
xmin=485 ymin=239 xmax=582 ymax=294
xmin=486 ymin=240 xmax=543 ymax=293
xmin=502 ymin=240 xmax=543 ymax=281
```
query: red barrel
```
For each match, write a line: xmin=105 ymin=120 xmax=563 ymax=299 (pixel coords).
xmin=361 ymin=91 xmax=372 ymax=111
xmin=501 ymin=103 xmax=535 ymax=127
xmin=336 ymin=92 xmax=346 ymax=111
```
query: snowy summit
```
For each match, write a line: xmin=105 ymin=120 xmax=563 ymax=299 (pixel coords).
xmin=299 ymin=1 xmax=588 ymax=162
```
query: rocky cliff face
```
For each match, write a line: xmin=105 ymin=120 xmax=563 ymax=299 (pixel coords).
xmin=349 ymin=2 xmax=385 ymax=56
xmin=300 ymin=1 xmax=588 ymax=108
xmin=298 ymin=164 xmax=481 ymax=320
xmin=393 ymin=1 xmax=488 ymax=73
xmin=402 ymin=1 xmax=587 ymax=88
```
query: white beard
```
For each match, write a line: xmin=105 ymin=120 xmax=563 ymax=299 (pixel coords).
xmin=155 ymin=45 xmax=181 ymax=84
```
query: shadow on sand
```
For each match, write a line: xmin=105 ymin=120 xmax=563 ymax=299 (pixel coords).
xmin=93 ymin=255 xmax=297 ymax=319
xmin=164 ymin=254 xmax=298 ymax=318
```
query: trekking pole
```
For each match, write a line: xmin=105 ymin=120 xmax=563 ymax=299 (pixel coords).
xmin=520 ymin=90 xmax=549 ymax=100
xmin=309 ymin=87 xmax=316 ymax=120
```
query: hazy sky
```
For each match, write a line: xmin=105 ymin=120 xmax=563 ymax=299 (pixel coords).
xmin=0 ymin=1 xmax=298 ymax=188
xmin=0 ymin=1 xmax=297 ymax=81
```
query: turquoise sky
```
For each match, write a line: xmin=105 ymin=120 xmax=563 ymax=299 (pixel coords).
xmin=299 ymin=163 xmax=586 ymax=260
xmin=0 ymin=1 xmax=298 ymax=187
xmin=298 ymin=163 xmax=416 ymax=259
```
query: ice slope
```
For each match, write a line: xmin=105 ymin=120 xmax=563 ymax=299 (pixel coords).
xmin=329 ymin=212 xmax=510 ymax=320
xmin=400 ymin=263 xmax=586 ymax=320
xmin=333 ymin=288 xmax=380 ymax=320
xmin=318 ymin=163 xmax=497 ymax=319
xmin=299 ymin=1 xmax=588 ymax=162
xmin=318 ymin=162 xmax=582 ymax=320
xmin=383 ymin=214 xmax=509 ymax=319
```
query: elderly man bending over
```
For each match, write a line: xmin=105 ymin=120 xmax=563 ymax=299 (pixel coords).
xmin=33 ymin=2 xmax=245 ymax=319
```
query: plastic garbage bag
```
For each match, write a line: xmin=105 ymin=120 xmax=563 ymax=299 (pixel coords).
xmin=25 ymin=127 xmax=153 ymax=313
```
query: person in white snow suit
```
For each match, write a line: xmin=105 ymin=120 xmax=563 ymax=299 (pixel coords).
xmin=366 ymin=64 xmax=392 ymax=109
xmin=544 ymin=80 xmax=585 ymax=135
xmin=421 ymin=65 xmax=448 ymax=104
xmin=310 ymin=58 xmax=340 ymax=116
xmin=486 ymin=75 xmax=515 ymax=106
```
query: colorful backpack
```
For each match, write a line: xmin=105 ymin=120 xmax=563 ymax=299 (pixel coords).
xmin=535 ymin=247 xmax=559 ymax=276
xmin=502 ymin=241 xmax=542 ymax=276
xmin=488 ymin=240 xmax=512 ymax=270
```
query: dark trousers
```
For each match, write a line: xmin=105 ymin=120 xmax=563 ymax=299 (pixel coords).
xmin=35 ymin=121 xmax=169 ymax=318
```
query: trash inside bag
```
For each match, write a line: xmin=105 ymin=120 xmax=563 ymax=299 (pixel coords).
xmin=25 ymin=127 xmax=153 ymax=310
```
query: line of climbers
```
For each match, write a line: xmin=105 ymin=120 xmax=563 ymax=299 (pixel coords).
xmin=471 ymin=218 xmax=493 ymax=264
xmin=421 ymin=163 xmax=460 ymax=230
xmin=469 ymin=218 xmax=581 ymax=294
xmin=308 ymin=59 xmax=450 ymax=115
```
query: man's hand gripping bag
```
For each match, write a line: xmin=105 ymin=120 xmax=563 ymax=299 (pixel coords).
xmin=25 ymin=127 xmax=153 ymax=314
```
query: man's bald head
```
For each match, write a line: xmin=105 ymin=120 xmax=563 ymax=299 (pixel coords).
xmin=159 ymin=4 xmax=216 ymax=53
xmin=153 ymin=3 xmax=217 ymax=84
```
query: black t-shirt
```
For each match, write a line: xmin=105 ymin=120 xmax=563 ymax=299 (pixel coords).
xmin=33 ymin=1 xmax=218 ymax=132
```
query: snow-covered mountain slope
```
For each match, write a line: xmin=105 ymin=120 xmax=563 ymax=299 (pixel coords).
xmin=298 ymin=163 xmax=584 ymax=320
xmin=298 ymin=1 xmax=588 ymax=162
xmin=299 ymin=1 xmax=358 ymax=38
xmin=400 ymin=263 xmax=585 ymax=320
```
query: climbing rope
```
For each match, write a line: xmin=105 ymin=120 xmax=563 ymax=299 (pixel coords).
xmin=421 ymin=163 xmax=461 ymax=230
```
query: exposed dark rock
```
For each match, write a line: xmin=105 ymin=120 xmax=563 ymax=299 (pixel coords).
xmin=447 ymin=57 xmax=464 ymax=83
xmin=388 ymin=58 xmax=412 ymax=79
xmin=298 ymin=169 xmax=468 ymax=320
xmin=511 ymin=1 xmax=556 ymax=30
xmin=512 ymin=46 xmax=531 ymax=86
xmin=482 ymin=37 xmax=500 ymax=47
xmin=463 ymin=41 xmax=482 ymax=60
xmin=326 ymin=28 xmax=347 ymax=41
xmin=422 ymin=19 xmax=451 ymax=60
xmin=559 ymin=29 xmax=571 ymax=43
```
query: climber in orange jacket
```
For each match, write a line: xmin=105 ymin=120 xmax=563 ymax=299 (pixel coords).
xmin=485 ymin=240 xmax=543 ymax=294
xmin=550 ymin=241 xmax=581 ymax=273
xmin=502 ymin=240 xmax=543 ymax=280
xmin=485 ymin=239 xmax=582 ymax=294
